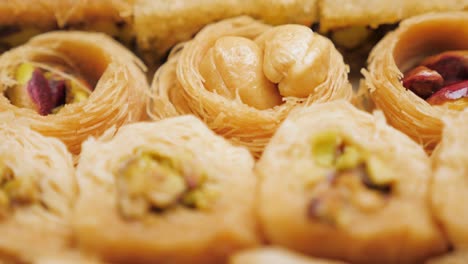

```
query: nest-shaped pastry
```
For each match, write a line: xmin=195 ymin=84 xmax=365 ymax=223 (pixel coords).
xmin=0 ymin=31 xmax=149 ymax=154
xmin=431 ymin=109 xmax=468 ymax=253
xmin=363 ymin=12 xmax=468 ymax=151
xmin=0 ymin=114 xmax=76 ymax=263
xmin=149 ymin=16 xmax=352 ymax=157
xmin=73 ymin=116 xmax=259 ymax=264
xmin=256 ymin=100 xmax=447 ymax=264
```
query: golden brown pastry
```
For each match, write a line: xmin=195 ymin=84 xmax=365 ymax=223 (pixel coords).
xmin=148 ymin=16 xmax=352 ymax=157
xmin=256 ymin=100 xmax=447 ymax=264
xmin=73 ymin=115 xmax=259 ymax=264
xmin=134 ymin=0 xmax=318 ymax=65
xmin=431 ymin=110 xmax=468 ymax=249
xmin=229 ymin=247 xmax=347 ymax=264
xmin=0 ymin=113 xmax=76 ymax=263
xmin=0 ymin=31 xmax=149 ymax=154
xmin=320 ymin=0 xmax=467 ymax=32
xmin=363 ymin=12 xmax=468 ymax=152
xmin=0 ymin=0 xmax=135 ymax=52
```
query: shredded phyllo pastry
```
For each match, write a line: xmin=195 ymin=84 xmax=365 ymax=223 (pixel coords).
xmin=0 ymin=114 xmax=76 ymax=263
xmin=431 ymin=110 xmax=468 ymax=253
xmin=74 ymin=116 xmax=258 ymax=264
xmin=363 ymin=12 xmax=468 ymax=152
xmin=0 ymin=31 xmax=149 ymax=154
xmin=256 ymin=100 xmax=447 ymax=264
xmin=149 ymin=16 xmax=352 ymax=157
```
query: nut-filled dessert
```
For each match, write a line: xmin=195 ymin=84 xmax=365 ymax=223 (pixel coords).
xmin=0 ymin=2 xmax=466 ymax=264
xmin=364 ymin=12 xmax=468 ymax=152
xmin=0 ymin=31 xmax=148 ymax=154
xmin=149 ymin=16 xmax=352 ymax=157
xmin=256 ymin=101 xmax=447 ymax=264
xmin=73 ymin=116 xmax=259 ymax=264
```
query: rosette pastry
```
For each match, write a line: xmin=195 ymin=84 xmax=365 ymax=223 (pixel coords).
xmin=73 ymin=116 xmax=259 ymax=263
xmin=430 ymin=110 xmax=468 ymax=259
xmin=149 ymin=16 xmax=352 ymax=157
xmin=0 ymin=0 xmax=134 ymax=52
xmin=0 ymin=31 xmax=149 ymax=154
xmin=0 ymin=115 xmax=76 ymax=263
xmin=230 ymin=247 xmax=347 ymax=264
xmin=364 ymin=12 xmax=468 ymax=151
xmin=256 ymin=101 xmax=447 ymax=264
xmin=134 ymin=0 xmax=318 ymax=64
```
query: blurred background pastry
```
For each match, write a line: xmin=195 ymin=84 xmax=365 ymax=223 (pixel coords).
xmin=134 ymin=0 xmax=318 ymax=67
xmin=0 ymin=0 xmax=135 ymax=53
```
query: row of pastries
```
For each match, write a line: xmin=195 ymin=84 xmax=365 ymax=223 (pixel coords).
xmin=0 ymin=1 xmax=466 ymax=65
xmin=0 ymin=101 xmax=466 ymax=263
xmin=1 ymin=11 xmax=464 ymax=157
xmin=0 ymin=1 xmax=466 ymax=264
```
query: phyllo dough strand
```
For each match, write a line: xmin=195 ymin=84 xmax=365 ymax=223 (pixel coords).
xmin=149 ymin=16 xmax=351 ymax=157
xmin=0 ymin=31 xmax=149 ymax=154
xmin=73 ymin=116 xmax=259 ymax=264
xmin=256 ymin=100 xmax=447 ymax=264
xmin=0 ymin=114 xmax=76 ymax=263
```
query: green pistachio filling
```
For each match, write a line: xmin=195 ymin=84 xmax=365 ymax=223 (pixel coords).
xmin=307 ymin=131 xmax=394 ymax=224
xmin=0 ymin=162 xmax=40 ymax=217
xmin=116 ymin=149 xmax=216 ymax=219
xmin=5 ymin=62 xmax=92 ymax=115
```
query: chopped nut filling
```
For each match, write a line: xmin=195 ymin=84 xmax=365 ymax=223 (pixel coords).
xmin=402 ymin=50 xmax=468 ymax=109
xmin=5 ymin=62 xmax=92 ymax=115
xmin=116 ymin=150 xmax=217 ymax=219
xmin=0 ymin=162 xmax=40 ymax=217
xmin=307 ymin=132 xmax=393 ymax=224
